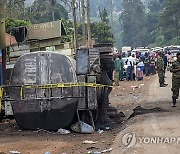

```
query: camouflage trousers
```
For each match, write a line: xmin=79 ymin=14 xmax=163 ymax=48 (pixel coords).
xmin=114 ymin=70 xmax=120 ymax=86
xmin=172 ymin=77 xmax=180 ymax=99
xmin=157 ymin=70 xmax=165 ymax=85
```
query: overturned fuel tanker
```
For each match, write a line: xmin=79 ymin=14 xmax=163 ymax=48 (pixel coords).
xmin=3 ymin=45 xmax=116 ymax=131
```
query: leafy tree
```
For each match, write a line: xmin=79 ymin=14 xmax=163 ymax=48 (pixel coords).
xmin=90 ymin=0 xmax=123 ymax=18
xmin=4 ymin=0 xmax=25 ymax=19
xmin=91 ymin=22 xmax=114 ymax=44
xmin=145 ymin=0 xmax=180 ymax=46
xmin=120 ymin=0 xmax=147 ymax=47
xmin=99 ymin=8 xmax=109 ymax=24
xmin=26 ymin=0 xmax=68 ymax=24
xmin=91 ymin=7 xmax=114 ymax=44
xmin=62 ymin=19 xmax=74 ymax=36
xmin=159 ymin=0 xmax=180 ymax=45
xmin=144 ymin=0 xmax=162 ymax=46
xmin=48 ymin=0 xmax=56 ymax=21
xmin=148 ymin=0 xmax=165 ymax=13
xmin=5 ymin=17 xmax=31 ymax=33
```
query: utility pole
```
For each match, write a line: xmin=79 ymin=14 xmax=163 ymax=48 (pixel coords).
xmin=110 ymin=0 xmax=114 ymax=38
xmin=0 ymin=3 xmax=6 ymax=85
xmin=72 ymin=0 xmax=78 ymax=49
xmin=51 ymin=0 xmax=56 ymax=21
xmin=81 ymin=0 xmax=86 ymax=46
xmin=86 ymin=0 xmax=92 ymax=48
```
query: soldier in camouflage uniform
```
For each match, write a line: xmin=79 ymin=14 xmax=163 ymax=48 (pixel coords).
xmin=170 ymin=53 xmax=180 ymax=107
xmin=156 ymin=51 xmax=168 ymax=87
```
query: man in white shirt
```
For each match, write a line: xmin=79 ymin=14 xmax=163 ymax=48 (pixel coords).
xmin=125 ymin=53 xmax=136 ymax=81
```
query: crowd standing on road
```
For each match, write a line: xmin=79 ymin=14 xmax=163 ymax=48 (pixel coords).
xmin=111 ymin=48 xmax=180 ymax=107
xmin=112 ymin=50 xmax=158 ymax=83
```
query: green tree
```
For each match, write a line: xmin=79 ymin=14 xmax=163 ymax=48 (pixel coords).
xmin=159 ymin=0 xmax=180 ymax=45
xmin=148 ymin=0 xmax=165 ymax=13
xmin=26 ymin=0 xmax=68 ymax=24
xmin=91 ymin=22 xmax=114 ymax=44
xmin=49 ymin=0 xmax=56 ymax=21
xmin=144 ymin=0 xmax=162 ymax=46
xmin=91 ymin=7 xmax=114 ymax=44
xmin=120 ymin=0 xmax=147 ymax=47
xmin=5 ymin=0 xmax=25 ymax=19
xmin=5 ymin=17 xmax=31 ymax=33
xmin=99 ymin=8 xmax=109 ymax=24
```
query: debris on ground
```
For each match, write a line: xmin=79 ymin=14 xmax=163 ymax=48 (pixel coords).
xmin=105 ymin=127 xmax=110 ymax=130
xmin=101 ymin=148 xmax=113 ymax=153
xmin=131 ymin=86 xmax=138 ymax=90
xmin=140 ymin=83 xmax=144 ymax=86
xmin=71 ymin=121 xmax=94 ymax=133
xmin=97 ymin=129 xmax=104 ymax=134
xmin=9 ymin=151 xmax=21 ymax=154
xmin=88 ymin=151 xmax=101 ymax=154
xmin=83 ymin=140 xmax=97 ymax=144
xmin=88 ymin=147 xmax=113 ymax=154
xmin=57 ymin=128 xmax=70 ymax=135
xmin=87 ymin=147 xmax=99 ymax=150
xmin=133 ymin=95 xmax=140 ymax=100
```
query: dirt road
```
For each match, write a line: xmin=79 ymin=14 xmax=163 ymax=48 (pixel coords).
xmin=111 ymin=71 xmax=180 ymax=154
xmin=0 ymin=72 xmax=179 ymax=154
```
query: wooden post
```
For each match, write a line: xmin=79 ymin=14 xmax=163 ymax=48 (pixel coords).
xmin=81 ymin=0 xmax=86 ymax=46
xmin=0 ymin=3 xmax=6 ymax=85
xmin=86 ymin=0 xmax=92 ymax=48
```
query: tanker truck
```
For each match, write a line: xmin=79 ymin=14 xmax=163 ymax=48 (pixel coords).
xmin=1 ymin=44 xmax=114 ymax=132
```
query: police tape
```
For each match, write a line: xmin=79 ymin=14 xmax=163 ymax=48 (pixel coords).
xmin=22 ymin=82 xmax=113 ymax=89
xmin=0 ymin=82 xmax=113 ymax=101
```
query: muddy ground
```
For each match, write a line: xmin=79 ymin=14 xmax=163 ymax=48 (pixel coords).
xmin=0 ymin=74 xmax=170 ymax=154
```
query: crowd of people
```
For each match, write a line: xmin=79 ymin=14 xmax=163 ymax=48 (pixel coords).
xmin=112 ymin=50 xmax=172 ymax=86
xmin=110 ymin=50 xmax=180 ymax=108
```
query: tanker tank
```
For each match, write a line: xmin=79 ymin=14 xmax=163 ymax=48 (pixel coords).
xmin=8 ymin=51 xmax=79 ymax=130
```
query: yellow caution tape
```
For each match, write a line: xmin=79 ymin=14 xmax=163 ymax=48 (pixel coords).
xmin=19 ymin=82 xmax=112 ymax=100
xmin=23 ymin=82 xmax=112 ymax=89
xmin=0 ymin=82 xmax=113 ymax=102
xmin=20 ymin=86 xmax=23 ymax=99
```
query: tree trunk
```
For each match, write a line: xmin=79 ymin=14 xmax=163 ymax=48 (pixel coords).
xmin=72 ymin=0 xmax=78 ymax=49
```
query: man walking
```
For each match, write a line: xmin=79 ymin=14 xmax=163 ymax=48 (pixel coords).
xmin=156 ymin=51 xmax=168 ymax=87
xmin=170 ymin=53 xmax=180 ymax=107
